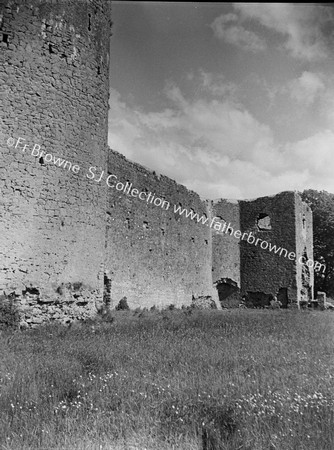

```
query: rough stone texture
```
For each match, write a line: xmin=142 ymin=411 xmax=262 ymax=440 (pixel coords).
xmin=211 ymin=199 xmax=240 ymax=287
xmin=104 ymin=149 xmax=216 ymax=309
xmin=295 ymin=193 xmax=314 ymax=305
xmin=0 ymin=2 xmax=314 ymax=326
xmin=15 ymin=282 xmax=97 ymax=327
xmin=239 ymin=191 xmax=314 ymax=308
xmin=0 ymin=0 xmax=112 ymax=324
xmin=191 ymin=295 xmax=217 ymax=310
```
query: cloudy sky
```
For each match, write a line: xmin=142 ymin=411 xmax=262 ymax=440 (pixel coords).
xmin=108 ymin=2 xmax=334 ymax=200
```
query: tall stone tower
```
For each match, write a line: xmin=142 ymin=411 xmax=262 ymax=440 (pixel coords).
xmin=0 ymin=0 xmax=112 ymax=323
xmin=212 ymin=192 xmax=314 ymax=309
xmin=239 ymin=191 xmax=314 ymax=307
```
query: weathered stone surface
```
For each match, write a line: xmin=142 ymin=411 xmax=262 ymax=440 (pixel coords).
xmin=211 ymin=200 xmax=241 ymax=287
xmin=212 ymin=192 xmax=313 ymax=308
xmin=0 ymin=0 xmax=112 ymax=326
xmin=0 ymin=1 xmax=314 ymax=327
xmin=191 ymin=295 xmax=218 ymax=309
xmin=104 ymin=150 xmax=215 ymax=309
xmin=239 ymin=192 xmax=314 ymax=308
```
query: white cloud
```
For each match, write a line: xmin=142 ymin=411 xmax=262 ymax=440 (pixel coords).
xmin=284 ymin=130 xmax=334 ymax=177
xmin=188 ymin=70 xmax=237 ymax=99
xmin=234 ymin=3 xmax=334 ymax=60
xmin=288 ymin=71 xmax=325 ymax=105
xmin=211 ymin=12 xmax=266 ymax=53
xmin=108 ymin=80 xmax=334 ymax=200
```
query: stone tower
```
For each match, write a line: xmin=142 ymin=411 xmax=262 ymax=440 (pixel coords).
xmin=212 ymin=192 xmax=314 ymax=308
xmin=0 ymin=0 xmax=112 ymax=323
xmin=239 ymin=191 xmax=314 ymax=307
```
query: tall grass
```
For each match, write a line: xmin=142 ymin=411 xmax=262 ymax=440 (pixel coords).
xmin=0 ymin=309 xmax=333 ymax=449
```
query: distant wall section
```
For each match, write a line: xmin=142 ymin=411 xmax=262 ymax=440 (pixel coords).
xmin=239 ymin=192 xmax=305 ymax=307
xmin=210 ymin=199 xmax=241 ymax=307
xmin=211 ymin=199 xmax=241 ymax=286
xmin=103 ymin=148 xmax=216 ymax=309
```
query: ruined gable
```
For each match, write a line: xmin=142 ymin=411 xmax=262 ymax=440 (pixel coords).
xmin=239 ymin=192 xmax=314 ymax=308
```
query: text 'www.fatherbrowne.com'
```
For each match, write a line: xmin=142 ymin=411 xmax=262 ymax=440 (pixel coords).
xmin=173 ymin=204 xmax=325 ymax=273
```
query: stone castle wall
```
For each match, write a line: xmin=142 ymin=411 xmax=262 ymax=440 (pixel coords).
xmin=0 ymin=1 xmax=314 ymax=325
xmin=211 ymin=198 xmax=241 ymax=287
xmin=104 ymin=148 xmax=216 ymax=309
xmin=0 ymin=0 xmax=112 ymax=325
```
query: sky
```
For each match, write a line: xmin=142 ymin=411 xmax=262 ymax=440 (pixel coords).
xmin=108 ymin=2 xmax=334 ymax=200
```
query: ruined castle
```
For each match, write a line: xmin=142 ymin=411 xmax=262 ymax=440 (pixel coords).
xmin=0 ymin=0 xmax=314 ymax=326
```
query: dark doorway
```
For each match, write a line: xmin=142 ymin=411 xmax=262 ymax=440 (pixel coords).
xmin=216 ymin=278 xmax=240 ymax=308
xmin=277 ymin=287 xmax=289 ymax=308
xmin=246 ymin=291 xmax=272 ymax=308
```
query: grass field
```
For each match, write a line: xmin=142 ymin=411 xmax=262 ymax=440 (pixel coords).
xmin=0 ymin=308 xmax=333 ymax=450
